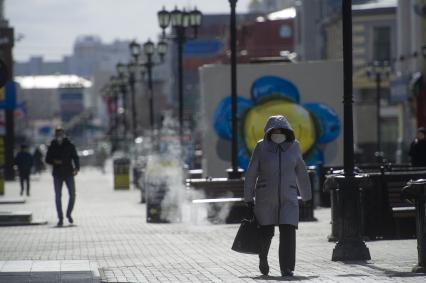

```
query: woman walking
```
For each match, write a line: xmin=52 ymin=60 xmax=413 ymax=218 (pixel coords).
xmin=244 ymin=115 xmax=312 ymax=277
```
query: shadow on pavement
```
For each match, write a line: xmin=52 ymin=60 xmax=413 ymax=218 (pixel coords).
xmin=51 ymin=224 xmax=78 ymax=229
xmin=241 ymin=275 xmax=319 ymax=281
xmin=0 ymin=271 xmax=100 ymax=282
xmin=343 ymin=261 xmax=426 ymax=278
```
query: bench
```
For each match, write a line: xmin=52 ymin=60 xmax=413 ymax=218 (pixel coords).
xmin=382 ymin=171 xmax=425 ymax=238
xmin=187 ymin=177 xmax=315 ymax=223
xmin=325 ymin=168 xmax=426 ymax=240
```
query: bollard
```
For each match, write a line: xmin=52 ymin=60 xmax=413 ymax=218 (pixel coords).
xmin=402 ymin=179 xmax=426 ymax=273
xmin=324 ymin=173 xmax=340 ymax=242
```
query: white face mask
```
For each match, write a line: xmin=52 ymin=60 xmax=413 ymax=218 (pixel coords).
xmin=56 ymin=136 xmax=64 ymax=144
xmin=271 ymin=133 xmax=286 ymax=144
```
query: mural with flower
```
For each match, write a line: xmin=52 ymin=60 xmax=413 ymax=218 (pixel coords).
xmin=213 ymin=76 xmax=341 ymax=169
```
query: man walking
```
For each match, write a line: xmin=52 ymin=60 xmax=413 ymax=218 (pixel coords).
xmin=14 ymin=144 xmax=33 ymax=196
xmin=45 ymin=127 xmax=80 ymax=226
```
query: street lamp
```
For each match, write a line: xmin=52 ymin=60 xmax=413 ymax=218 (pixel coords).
xmin=144 ymin=39 xmax=155 ymax=129
xmin=158 ymin=6 xmax=202 ymax=133
xmin=130 ymin=40 xmax=141 ymax=60
xmin=127 ymin=61 xmax=138 ymax=138
xmin=330 ymin=0 xmax=371 ymax=261
xmin=142 ymin=39 xmax=168 ymax=130
xmin=367 ymin=60 xmax=390 ymax=163
xmin=102 ymin=77 xmax=121 ymax=152
xmin=116 ymin=62 xmax=128 ymax=138
xmin=227 ymin=0 xmax=243 ymax=179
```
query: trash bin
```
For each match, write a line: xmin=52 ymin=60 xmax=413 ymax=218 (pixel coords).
xmin=146 ymin=181 xmax=169 ymax=223
xmin=113 ymin=158 xmax=130 ymax=190
xmin=0 ymin=167 xmax=4 ymax=195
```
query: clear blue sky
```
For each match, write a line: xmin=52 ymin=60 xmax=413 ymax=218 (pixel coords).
xmin=6 ymin=0 xmax=252 ymax=62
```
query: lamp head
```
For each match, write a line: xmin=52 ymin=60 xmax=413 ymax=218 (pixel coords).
xmin=158 ymin=6 xmax=171 ymax=30
xmin=190 ymin=7 xmax=202 ymax=27
xmin=129 ymin=40 xmax=141 ymax=59
xmin=116 ymin=62 xmax=126 ymax=76
xmin=171 ymin=6 xmax=183 ymax=27
xmin=143 ymin=39 xmax=155 ymax=56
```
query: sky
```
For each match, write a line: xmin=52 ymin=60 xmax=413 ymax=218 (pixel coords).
xmin=6 ymin=0 xmax=252 ymax=62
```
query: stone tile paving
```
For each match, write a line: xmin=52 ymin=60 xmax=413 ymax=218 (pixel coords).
xmin=0 ymin=164 xmax=424 ymax=282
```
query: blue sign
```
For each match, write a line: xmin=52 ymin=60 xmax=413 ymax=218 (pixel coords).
xmin=0 ymin=81 xmax=16 ymax=110
xmin=183 ymin=40 xmax=224 ymax=55
xmin=390 ymin=76 xmax=408 ymax=103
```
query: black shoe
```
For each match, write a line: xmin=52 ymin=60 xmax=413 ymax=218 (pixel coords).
xmin=259 ymin=257 xmax=269 ymax=276
xmin=281 ymin=268 xmax=293 ymax=277
xmin=67 ymin=216 xmax=73 ymax=224
xmin=57 ymin=220 xmax=63 ymax=227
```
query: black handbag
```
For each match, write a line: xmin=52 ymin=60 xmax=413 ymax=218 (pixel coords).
xmin=231 ymin=217 xmax=260 ymax=254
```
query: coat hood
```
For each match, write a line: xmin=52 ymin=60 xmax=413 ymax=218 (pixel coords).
xmin=264 ymin=115 xmax=295 ymax=142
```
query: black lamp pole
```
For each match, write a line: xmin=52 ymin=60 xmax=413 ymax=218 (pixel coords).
xmin=120 ymin=83 xmax=128 ymax=138
xmin=128 ymin=64 xmax=137 ymax=139
xmin=228 ymin=0 xmax=241 ymax=179
xmin=141 ymin=39 xmax=167 ymax=130
xmin=375 ymin=70 xmax=382 ymax=160
xmin=367 ymin=61 xmax=389 ymax=163
xmin=342 ymin=0 xmax=355 ymax=177
xmin=113 ymin=87 xmax=119 ymax=147
xmin=116 ymin=63 xmax=128 ymax=138
xmin=331 ymin=0 xmax=371 ymax=261
xmin=177 ymin=31 xmax=184 ymax=133
xmin=146 ymin=53 xmax=154 ymax=129
xmin=129 ymin=41 xmax=141 ymax=138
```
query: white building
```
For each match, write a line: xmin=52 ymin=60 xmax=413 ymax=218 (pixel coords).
xmin=15 ymin=75 xmax=92 ymax=143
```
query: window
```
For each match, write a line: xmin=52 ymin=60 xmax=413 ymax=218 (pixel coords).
xmin=373 ymin=26 xmax=391 ymax=61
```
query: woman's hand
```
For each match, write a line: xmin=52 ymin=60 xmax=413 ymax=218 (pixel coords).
xmin=246 ymin=202 xmax=255 ymax=219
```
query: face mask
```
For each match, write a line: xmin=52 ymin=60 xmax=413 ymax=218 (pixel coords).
xmin=56 ymin=136 xmax=64 ymax=143
xmin=271 ymin=133 xmax=286 ymax=144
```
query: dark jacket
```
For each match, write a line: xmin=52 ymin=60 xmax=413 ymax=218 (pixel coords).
xmin=45 ymin=138 xmax=80 ymax=177
xmin=14 ymin=151 xmax=33 ymax=176
xmin=409 ymin=139 xmax=426 ymax=167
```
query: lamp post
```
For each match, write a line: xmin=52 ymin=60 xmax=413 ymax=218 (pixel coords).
xmin=116 ymin=62 xmax=128 ymax=138
xmin=129 ymin=41 xmax=141 ymax=138
xmin=367 ymin=61 xmax=390 ymax=163
xmin=330 ymin=0 xmax=371 ymax=261
xmin=157 ymin=6 xmax=202 ymax=133
xmin=227 ymin=0 xmax=243 ymax=179
xmin=142 ymin=39 xmax=168 ymax=130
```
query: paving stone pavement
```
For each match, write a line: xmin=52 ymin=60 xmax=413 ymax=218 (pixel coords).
xmin=0 ymin=163 xmax=425 ymax=282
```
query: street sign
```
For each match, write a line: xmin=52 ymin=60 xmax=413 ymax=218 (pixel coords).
xmin=390 ymin=76 xmax=409 ymax=103
xmin=0 ymin=81 xmax=16 ymax=110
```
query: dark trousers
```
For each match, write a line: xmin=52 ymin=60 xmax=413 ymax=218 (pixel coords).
xmin=19 ymin=174 xmax=30 ymax=196
xmin=53 ymin=175 xmax=76 ymax=220
xmin=259 ymin=224 xmax=296 ymax=271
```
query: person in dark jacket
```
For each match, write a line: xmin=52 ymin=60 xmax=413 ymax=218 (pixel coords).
xmin=33 ymin=146 xmax=45 ymax=174
xmin=408 ymin=127 xmax=426 ymax=167
xmin=45 ymin=127 xmax=80 ymax=226
xmin=14 ymin=144 xmax=33 ymax=196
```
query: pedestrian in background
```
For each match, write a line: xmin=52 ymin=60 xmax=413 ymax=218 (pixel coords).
xmin=408 ymin=127 xmax=426 ymax=167
xmin=45 ymin=127 xmax=80 ymax=227
xmin=244 ymin=115 xmax=312 ymax=277
xmin=14 ymin=144 xmax=33 ymax=196
xmin=33 ymin=146 xmax=44 ymax=174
